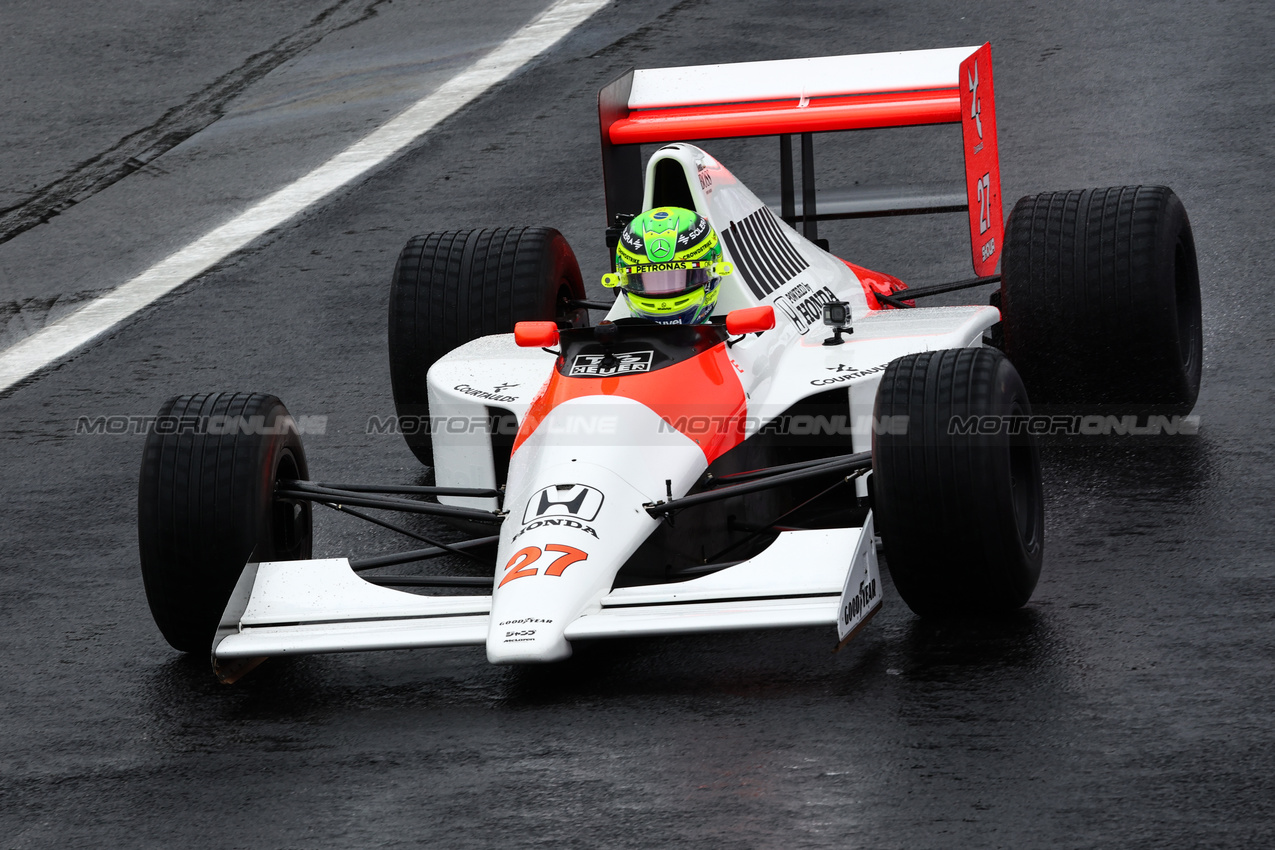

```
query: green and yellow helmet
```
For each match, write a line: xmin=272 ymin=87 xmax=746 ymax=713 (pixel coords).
xmin=602 ymin=207 xmax=732 ymax=324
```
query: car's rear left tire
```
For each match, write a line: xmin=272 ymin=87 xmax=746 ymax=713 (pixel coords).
xmin=137 ymin=392 xmax=312 ymax=653
xmin=872 ymin=348 xmax=1044 ymax=617
xmin=1000 ymin=185 xmax=1202 ymax=414
xmin=387 ymin=227 xmax=588 ymax=465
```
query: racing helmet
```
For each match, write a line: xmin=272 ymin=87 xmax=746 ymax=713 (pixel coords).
xmin=602 ymin=207 xmax=731 ymax=325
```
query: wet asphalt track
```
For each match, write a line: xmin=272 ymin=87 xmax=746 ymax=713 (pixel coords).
xmin=2 ymin=1 xmax=1273 ymax=847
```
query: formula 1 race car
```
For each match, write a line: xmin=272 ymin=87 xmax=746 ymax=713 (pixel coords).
xmin=137 ymin=44 xmax=1202 ymax=681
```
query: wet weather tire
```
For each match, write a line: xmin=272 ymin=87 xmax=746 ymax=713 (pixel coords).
xmin=1000 ymin=185 xmax=1202 ymax=414
xmin=872 ymin=348 xmax=1044 ymax=617
xmin=388 ymin=227 xmax=587 ymax=465
xmin=137 ymin=392 xmax=312 ymax=653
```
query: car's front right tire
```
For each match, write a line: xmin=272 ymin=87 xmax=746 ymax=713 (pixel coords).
xmin=387 ymin=227 xmax=588 ymax=465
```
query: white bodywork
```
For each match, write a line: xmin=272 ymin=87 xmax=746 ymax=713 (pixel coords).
xmin=429 ymin=144 xmax=997 ymax=493
xmin=626 ymin=47 xmax=980 ymax=108
xmin=213 ymin=144 xmax=992 ymax=672
xmin=215 ymin=527 xmax=877 ymax=660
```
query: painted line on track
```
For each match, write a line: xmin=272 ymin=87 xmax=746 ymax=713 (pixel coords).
xmin=0 ymin=0 xmax=611 ymax=396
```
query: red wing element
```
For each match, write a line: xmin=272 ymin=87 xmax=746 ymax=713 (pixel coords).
xmin=600 ymin=45 xmax=1005 ymax=278
xmin=610 ymin=90 xmax=962 ymax=145
xmin=959 ymin=43 xmax=1004 ymax=277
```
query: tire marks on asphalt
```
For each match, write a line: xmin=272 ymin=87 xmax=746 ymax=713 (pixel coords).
xmin=0 ymin=0 xmax=391 ymax=248
xmin=0 ymin=0 xmax=611 ymax=397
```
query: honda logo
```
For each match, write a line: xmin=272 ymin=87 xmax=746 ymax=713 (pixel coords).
xmin=522 ymin=484 xmax=604 ymax=524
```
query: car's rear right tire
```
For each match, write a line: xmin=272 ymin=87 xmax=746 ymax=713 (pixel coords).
xmin=387 ymin=227 xmax=588 ymax=465
xmin=999 ymin=185 xmax=1202 ymax=414
xmin=872 ymin=348 xmax=1044 ymax=617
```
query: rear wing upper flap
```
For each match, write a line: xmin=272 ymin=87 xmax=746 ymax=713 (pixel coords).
xmin=599 ymin=43 xmax=1003 ymax=277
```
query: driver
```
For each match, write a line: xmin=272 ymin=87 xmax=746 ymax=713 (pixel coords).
xmin=602 ymin=207 xmax=731 ymax=324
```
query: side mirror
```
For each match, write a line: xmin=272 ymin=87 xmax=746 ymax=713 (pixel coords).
xmin=725 ymin=305 xmax=775 ymax=335
xmin=514 ymin=321 xmax=559 ymax=348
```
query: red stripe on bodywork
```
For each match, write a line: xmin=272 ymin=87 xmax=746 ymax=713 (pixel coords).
xmin=842 ymin=261 xmax=913 ymax=311
xmin=513 ymin=343 xmax=747 ymax=463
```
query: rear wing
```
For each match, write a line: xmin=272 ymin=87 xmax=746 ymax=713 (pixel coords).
xmin=599 ymin=44 xmax=1003 ymax=276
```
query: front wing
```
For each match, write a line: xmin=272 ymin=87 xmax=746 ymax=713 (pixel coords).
xmin=212 ymin=519 xmax=881 ymax=678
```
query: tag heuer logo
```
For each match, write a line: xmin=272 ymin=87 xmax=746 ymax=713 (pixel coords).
xmin=568 ymin=351 xmax=654 ymax=377
xmin=522 ymin=484 xmax=605 ymax=524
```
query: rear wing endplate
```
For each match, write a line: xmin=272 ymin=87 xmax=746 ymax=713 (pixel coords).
xmin=599 ymin=44 xmax=1003 ymax=276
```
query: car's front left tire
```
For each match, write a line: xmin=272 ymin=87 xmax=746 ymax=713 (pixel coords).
xmin=872 ymin=348 xmax=1044 ymax=617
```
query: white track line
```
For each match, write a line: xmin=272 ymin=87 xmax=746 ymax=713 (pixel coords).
xmin=0 ymin=0 xmax=610 ymax=395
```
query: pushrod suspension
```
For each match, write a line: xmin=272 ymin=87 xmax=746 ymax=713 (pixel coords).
xmin=349 ymin=536 xmax=500 ymax=571
xmin=645 ymin=451 xmax=872 ymax=516
xmin=276 ymin=483 xmax=503 ymax=523
xmin=314 ymin=501 xmax=487 ymax=563
xmin=706 ymin=453 xmax=860 ymax=486
xmin=282 ymin=479 xmax=501 ymax=499
xmin=877 ymin=274 xmax=1001 ymax=309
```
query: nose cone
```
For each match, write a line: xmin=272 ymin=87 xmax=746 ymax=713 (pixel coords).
xmin=485 ymin=397 xmax=706 ymax=664
xmin=485 ymin=461 xmax=660 ymax=664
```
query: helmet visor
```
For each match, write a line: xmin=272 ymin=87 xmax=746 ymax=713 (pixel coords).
xmin=622 ymin=263 xmax=715 ymax=296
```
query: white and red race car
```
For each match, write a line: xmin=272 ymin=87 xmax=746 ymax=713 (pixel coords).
xmin=137 ymin=45 xmax=1202 ymax=681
